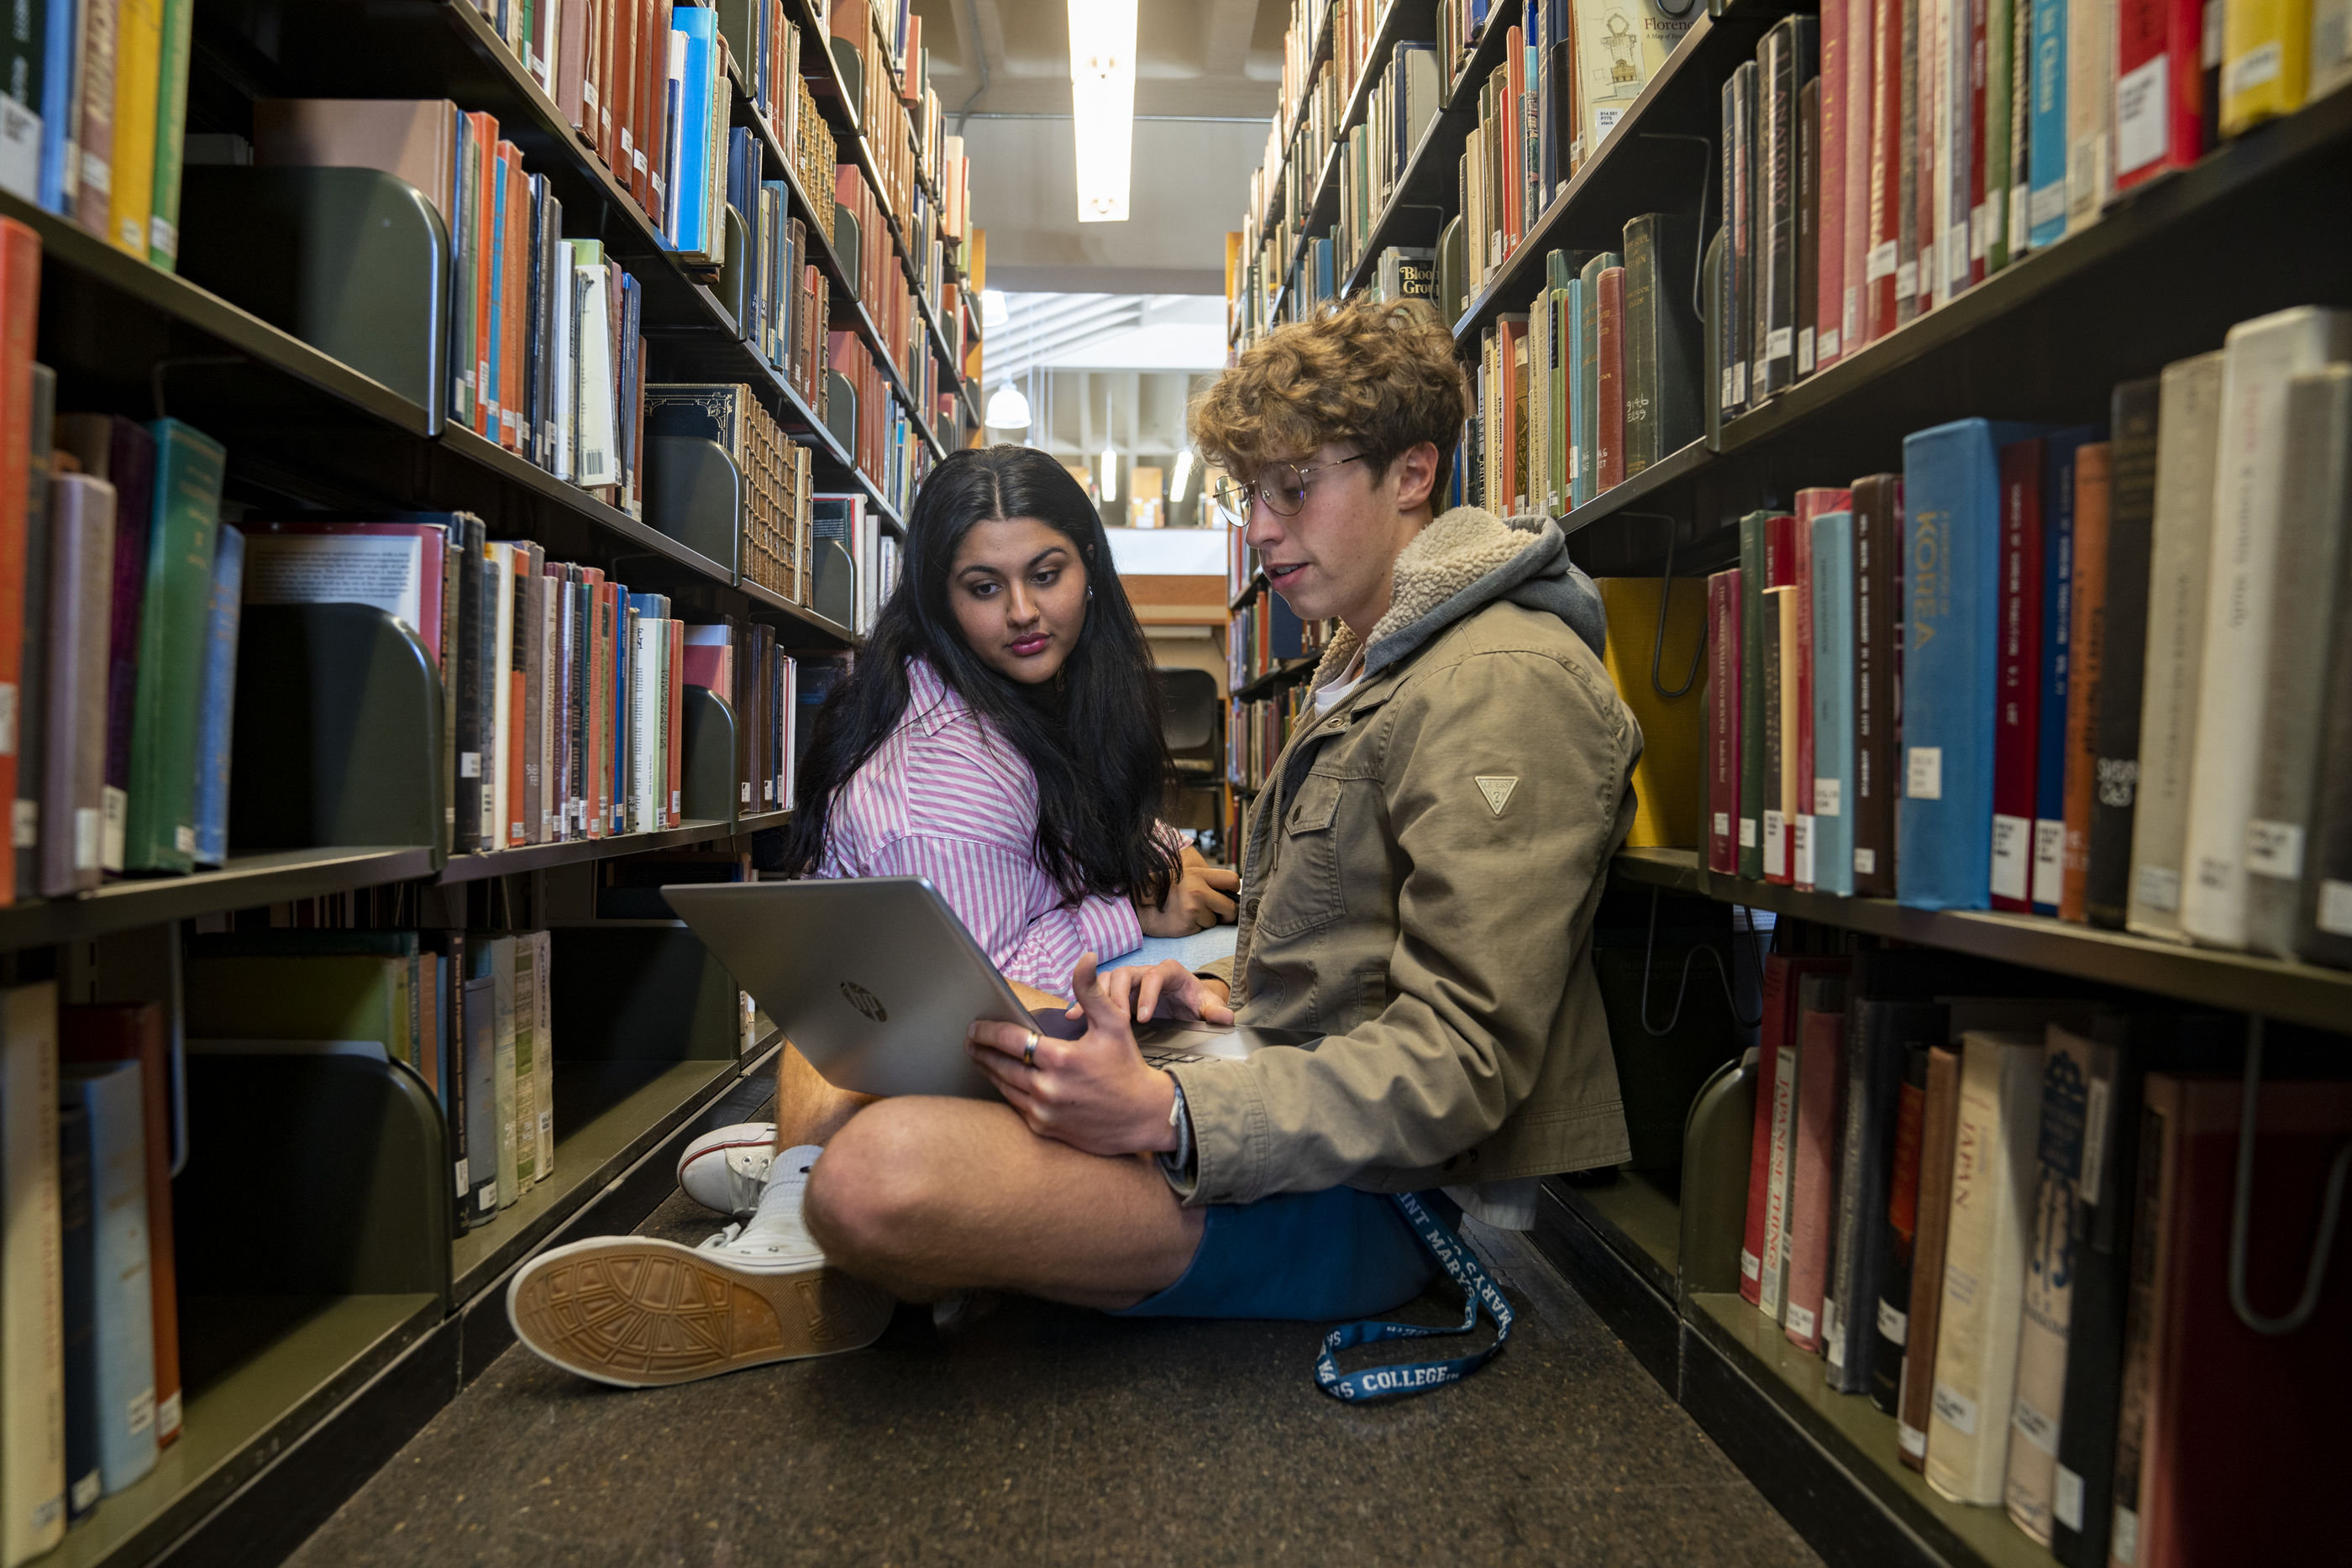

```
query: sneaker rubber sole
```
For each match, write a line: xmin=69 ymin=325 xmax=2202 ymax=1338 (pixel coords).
xmin=507 ymin=1235 xmax=893 ymax=1387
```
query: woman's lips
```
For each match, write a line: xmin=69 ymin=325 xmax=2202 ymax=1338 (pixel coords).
xmin=1008 ymin=633 xmax=1051 ymax=655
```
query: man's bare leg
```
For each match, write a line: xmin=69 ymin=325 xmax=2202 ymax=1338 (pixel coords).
xmin=805 ymin=1095 xmax=1203 ymax=1310
xmin=770 ymin=1041 xmax=876 ymax=1149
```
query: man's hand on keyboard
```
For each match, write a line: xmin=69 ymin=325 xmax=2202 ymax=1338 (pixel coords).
xmin=966 ymin=953 xmax=1181 ymax=1157
xmin=1089 ymin=959 xmax=1236 ymax=1028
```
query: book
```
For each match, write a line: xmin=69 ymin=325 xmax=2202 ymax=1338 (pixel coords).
xmin=1851 ymin=474 xmax=1902 ymax=894
xmin=2085 ymin=380 xmax=2161 ymax=928
xmin=2034 ymin=429 xmax=2104 ymax=913
xmin=55 ymin=1099 xmax=96 ymax=1526
xmin=1898 ymin=1041 xmax=1964 ymax=1467
xmin=1797 ymin=79 xmax=1818 ymax=378
xmin=1763 ymin=512 xmax=1798 ymax=883
xmin=1810 ymin=509 xmax=1857 ymax=896
xmin=1872 ymin=1041 xmax=1935 ymax=1413
xmin=146 ymin=0 xmax=193 ymax=267
xmin=1620 ymin=212 xmax=1700 ymax=475
xmin=489 ymin=932 xmax=518 ymax=1208
xmin=1722 ymin=61 xmax=1756 ymax=417
xmin=14 ymin=361 xmax=53 ymax=905
xmin=1898 ymin=417 xmax=2050 ymax=910
xmin=2124 ymin=1072 xmax=2352 ymax=1566
xmin=2218 ymin=0 xmax=2313 ymax=136
xmin=105 ymin=0 xmax=158 ymax=258
xmin=50 ymin=412 xmax=154 ymax=876
xmin=1595 ymin=265 xmax=1625 ymax=492
xmin=511 ymin=928 xmax=538 ymax=1184
xmin=58 ymin=1057 xmax=155 ymax=1496
xmin=2027 ymin=0 xmax=2070 ymax=246
xmin=2112 ymin=0 xmax=2205 ymax=193
xmin=1756 ymin=19 xmax=1808 ymax=401
xmin=2243 ymin=366 xmax=2351 ymax=957
xmin=2302 ymin=448 xmax=2352 ymax=966
xmin=41 ymin=474 xmax=114 ymax=899
xmin=1816 ymin=0 xmax=1847 ymax=371
xmin=1744 ymin=951 xmax=1851 ymax=1318
xmin=190 ymin=524 xmax=242 ymax=867
xmin=123 ymin=417 xmax=223 ymax=873
xmin=1991 ymin=434 xmax=2048 ymax=912
xmin=1739 ymin=511 xmax=1772 ymax=878
xmin=461 ymin=954 xmax=496 ymax=1220
xmin=1 ymin=980 xmax=63 ymax=1561
xmin=1790 ymin=489 xmax=1845 ymax=889
xmin=1782 ymin=973 xmax=1847 ymax=1352
xmin=1707 ymin=570 xmax=1744 ymax=874
xmin=2124 ymin=351 xmax=2224 ymax=942
xmin=0 ymin=219 xmax=33 ymax=904
xmin=1865 ymin=0 xmax=1905 ymax=341
xmin=2179 ymin=307 xmax=2352 ymax=949
xmin=2064 ymin=0 xmax=2111 ymax=233
xmin=1832 ymin=995 xmax=1945 ymax=1394
xmin=1922 ymin=1028 xmax=2045 ymax=1504
xmin=2003 ymin=1020 xmax=2107 ymax=1542
xmin=1596 ymin=576 xmax=1707 ymax=848
xmin=74 ymin=0 xmax=118 ymax=241
xmin=2058 ymin=442 xmax=2111 ymax=923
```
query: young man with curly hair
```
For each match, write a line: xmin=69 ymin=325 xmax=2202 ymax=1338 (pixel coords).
xmin=512 ymin=297 xmax=1643 ymax=1384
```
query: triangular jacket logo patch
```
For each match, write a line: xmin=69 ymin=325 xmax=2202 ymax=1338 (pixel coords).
xmin=1474 ymin=775 xmax=1519 ymax=816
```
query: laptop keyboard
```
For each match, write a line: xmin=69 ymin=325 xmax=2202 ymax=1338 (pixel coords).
xmin=1141 ymin=1049 xmax=1210 ymax=1067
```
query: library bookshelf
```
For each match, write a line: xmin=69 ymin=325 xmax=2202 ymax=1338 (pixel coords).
xmin=1 ymin=4 xmax=978 ymax=1565
xmin=1231 ymin=3 xmax=2352 ymax=1565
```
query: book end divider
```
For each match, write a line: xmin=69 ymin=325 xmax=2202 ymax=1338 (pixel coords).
xmin=644 ymin=433 xmax=746 ymax=570
xmin=177 ymin=166 xmax=451 ymax=429
xmin=680 ymin=685 xmax=739 ymax=826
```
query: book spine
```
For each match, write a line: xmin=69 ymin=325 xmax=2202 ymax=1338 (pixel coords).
xmin=2028 ymin=0 xmax=2070 ymax=244
xmin=74 ymin=0 xmax=117 ymax=239
xmin=1783 ymin=983 xmax=1845 ymax=1351
xmin=1898 ymin=1042 xmax=1964 ymax=1464
xmin=2050 ymin=1032 xmax=2134 ymax=1565
xmin=2060 ymin=443 xmax=2112 ymax=923
xmin=144 ymin=0 xmax=192 ymax=269
xmin=1708 ymin=570 xmax=1742 ymax=876
xmin=1872 ymin=1046 xmax=1931 ymax=1413
xmin=2065 ymin=0 xmax=2111 ymax=233
xmin=1991 ymin=437 xmax=2044 ymax=912
xmin=2104 ymin=1082 xmax=2181 ymax=1568
xmin=1812 ymin=511 xmax=1856 ymax=896
xmin=1759 ymin=24 xmax=1794 ymax=400
xmin=1740 ymin=511 xmax=1769 ymax=880
xmin=188 ymin=524 xmax=240 ymax=867
xmin=122 ymin=419 xmax=222 ymax=873
xmin=1898 ymin=0 xmax=1925 ymax=325
xmin=1595 ymin=265 xmax=1625 ymax=492
xmin=1852 ymin=475 xmax=1901 ymax=894
xmin=2218 ymin=0 xmax=2311 ymax=137
xmin=1762 ymin=520 xmax=1788 ymax=882
xmin=1759 ymin=999 xmax=1800 ymax=1322
xmin=1 ymin=981 xmax=65 ymax=1559
xmin=1729 ymin=64 xmax=1756 ymax=415
xmin=0 ymin=222 xmax=33 ymax=899
xmin=1798 ymin=78 xmax=1820 ymax=380
xmin=2087 ymin=382 xmax=2161 ymax=928
xmin=1621 ymin=218 xmax=1659 ymax=478
xmin=1867 ymin=0 xmax=1903 ymax=341
xmin=1791 ymin=505 xmax=1819 ymax=890
xmin=2035 ymin=437 xmax=2084 ymax=913
xmin=1740 ymin=957 xmax=1791 ymax=1308
xmin=1819 ymin=0 xmax=1847 ymax=371
xmin=68 ymin=1059 xmax=155 ymax=1497
xmin=15 ymin=363 xmax=53 ymax=904
xmin=103 ymin=0 xmax=155 ymax=259
xmin=1985 ymin=0 xmax=2013 ymax=273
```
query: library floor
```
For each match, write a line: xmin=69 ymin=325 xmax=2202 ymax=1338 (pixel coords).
xmin=283 ymin=1177 xmax=1821 ymax=1568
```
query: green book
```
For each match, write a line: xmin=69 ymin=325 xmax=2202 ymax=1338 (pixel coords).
xmin=1546 ymin=251 xmax=1573 ymax=511
xmin=1983 ymin=0 xmax=2012 ymax=275
xmin=123 ymin=418 xmax=224 ymax=873
xmin=1739 ymin=510 xmax=1772 ymax=880
xmin=184 ymin=955 xmax=408 ymax=1066
xmin=1575 ymin=250 xmax=1620 ymax=510
xmin=147 ymin=0 xmax=194 ymax=270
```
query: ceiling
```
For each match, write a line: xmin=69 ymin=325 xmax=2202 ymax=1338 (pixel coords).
xmin=914 ymin=0 xmax=1284 ymax=294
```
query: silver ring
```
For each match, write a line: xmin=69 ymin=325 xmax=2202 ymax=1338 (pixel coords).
xmin=1023 ymin=1030 xmax=1040 ymax=1068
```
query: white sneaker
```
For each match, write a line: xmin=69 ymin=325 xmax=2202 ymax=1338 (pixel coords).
xmin=508 ymin=1146 xmax=890 ymax=1387
xmin=675 ymin=1122 xmax=778 ymax=1219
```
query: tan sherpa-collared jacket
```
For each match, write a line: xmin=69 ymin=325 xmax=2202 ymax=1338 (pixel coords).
xmin=1168 ymin=506 xmax=1641 ymax=1207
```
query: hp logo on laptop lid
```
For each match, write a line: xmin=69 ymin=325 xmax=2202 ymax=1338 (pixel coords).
xmin=840 ymin=981 xmax=888 ymax=1022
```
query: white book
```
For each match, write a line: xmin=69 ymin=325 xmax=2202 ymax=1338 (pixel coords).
xmin=1 ymin=982 xmax=65 ymax=1565
xmin=1758 ymin=1036 xmax=1800 ymax=1321
xmin=490 ymin=934 xmax=518 ymax=1209
xmin=2245 ymin=366 xmax=2352 ymax=957
xmin=2064 ymin=0 xmax=2112 ymax=233
xmin=1924 ymin=1029 xmax=2046 ymax=1507
xmin=489 ymin=541 xmax=515 ymax=856
xmin=571 ymin=251 xmax=617 ymax=489
xmin=2127 ymin=351 xmax=2227 ymax=941
xmin=633 ymin=615 xmax=661 ymax=833
xmin=2179 ymin=307 xmax=2352 ymax=949
xmin=531 ymin=931 xmax=554 ymax=1181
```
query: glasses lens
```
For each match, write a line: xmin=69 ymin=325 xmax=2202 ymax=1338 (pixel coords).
xmin=1266 ymin=463 xmax=1309 ymax=516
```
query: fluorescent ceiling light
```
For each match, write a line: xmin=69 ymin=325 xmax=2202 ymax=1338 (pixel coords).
xmin=1099 ymin=443 xmax=1119 ymax=502
xmin=1169 ymin=449 xmax=1195 ymax=503
xmin=984 ymin=381 xmax=1032 ymax=429
xmin=1068 ymin=0 xmax=1137 ymax=223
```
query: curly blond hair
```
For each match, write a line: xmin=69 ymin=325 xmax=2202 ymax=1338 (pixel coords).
xmin=1189 ymin=296 xmax=1468 ymax=485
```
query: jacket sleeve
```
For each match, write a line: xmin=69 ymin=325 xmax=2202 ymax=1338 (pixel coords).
xmin=1167 ymin=648 xmax=1635 ymax=1204
xmin=864 ymin=831 xmax=1143 ymax=995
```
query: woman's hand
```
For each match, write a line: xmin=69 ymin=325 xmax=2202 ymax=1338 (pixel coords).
xmin=966 ymin=954 xmax=1179 ymax=1156
xmin=1086 ymin=960 xmax=1235 ymax=1026
xmin=1137 ymin=857 xmax=1239 ymax=936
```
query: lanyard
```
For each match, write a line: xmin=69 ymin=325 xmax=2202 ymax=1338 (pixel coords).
xmin=1312 ymin=1191 xmax=1515 ymax=1403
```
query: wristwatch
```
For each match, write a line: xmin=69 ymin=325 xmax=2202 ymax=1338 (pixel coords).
xmin=1157 ymin=1078 xmax=1197 ymax=1186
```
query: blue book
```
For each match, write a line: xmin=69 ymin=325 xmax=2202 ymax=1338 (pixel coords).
xmin=2027 ymin=0 xmax=2069 ymax=248
xmin=191 ymin=524 xmax=244 ymax=867
xmin=672 ymin=8 xmax=718 ymax=255
xmin=36 ymin=0 xmax=75 ymax=213
xmin=1811 ymin=511 xmax=1857 ymax=897
xmin=1898 ymin=418 xmax=2048 ymax=910
xmin=614 ymin=599 xmax=636 ymax=831
xmin=60 ymin=1059 xmax=156 ymax=1497
xmin=2032 ymin=427 xmax=2103 ymax=911
xmin=57 ymin=1100 xmax=101 ymax=1523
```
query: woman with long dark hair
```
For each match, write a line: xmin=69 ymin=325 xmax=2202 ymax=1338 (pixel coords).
xmin=674 ymin=444 xmax=1236 ymax=1214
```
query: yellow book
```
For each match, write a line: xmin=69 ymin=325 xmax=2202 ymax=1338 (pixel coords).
xmin=107 ymin=0 xmax=164 ymax=259
xmin=1597 ymin=575 xmax=1709 ymax=847
xmin=2220 ymin=0 xmax=2314 ymax=137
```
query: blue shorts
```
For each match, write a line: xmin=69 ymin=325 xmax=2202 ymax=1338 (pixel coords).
xmin=1115 ymin=1187 xmax=1459 ymax=1322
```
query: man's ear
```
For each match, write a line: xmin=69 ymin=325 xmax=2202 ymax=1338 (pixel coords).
xmin=1392 ymin=441 xmax=1441 ymax=513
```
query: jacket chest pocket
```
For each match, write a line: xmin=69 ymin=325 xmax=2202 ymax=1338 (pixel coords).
xmin=1255 ymin=770 xmax=1347 ymax=940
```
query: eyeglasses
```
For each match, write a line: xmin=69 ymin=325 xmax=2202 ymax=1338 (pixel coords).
xmin=1214 ymin=453 xmax=1368 ymax=518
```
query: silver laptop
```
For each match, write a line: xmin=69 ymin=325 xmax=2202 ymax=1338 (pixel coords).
xmin=662 ymin=877 xmax=1319 ymax=1099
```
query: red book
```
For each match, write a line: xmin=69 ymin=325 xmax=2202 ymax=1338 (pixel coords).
xmin=2112 ymin=0 xmax=2205 ymax=194
xmin=2131 ymin=1075 xmax=2352 ymax=1568
xmin=1596 ymin=267 xmax=1626 ymax=491
xmin=0 ymin=218 xmax=36 ymax=899
xmin=1783 ymin=973 xmax=1848 ymax=1352
xmin=2060 ymin=443 xmax=2110 ymax=922
xmin=61 ymin=1004 xmax=180 ymax=1445
xmin=503 ymin=143 xmax=529 ymax=454
xmin=1865 ymin=0 xmax=1903 ymax=342
xmin=614 ymin=0 xmax=641 ymax=207
xmin=1707 ymin=569 xmax=1744 ymax=875
xmin=1991 ymin=436 xmax=2045 ymax=910
xmin=1764 ymin=512 xmax=1801 ymax=884
xmin=1792 ymin=489 xmax=1851 ymax=890
xmin=1818 ymin=0 xmax=1847 ymax=370
xmin=1740 ymin=957 xmax=1793 ymax=1310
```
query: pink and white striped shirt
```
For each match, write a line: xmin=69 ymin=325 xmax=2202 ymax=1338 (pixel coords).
xmin=815 ymin=658 xmax=1146 ymax=992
